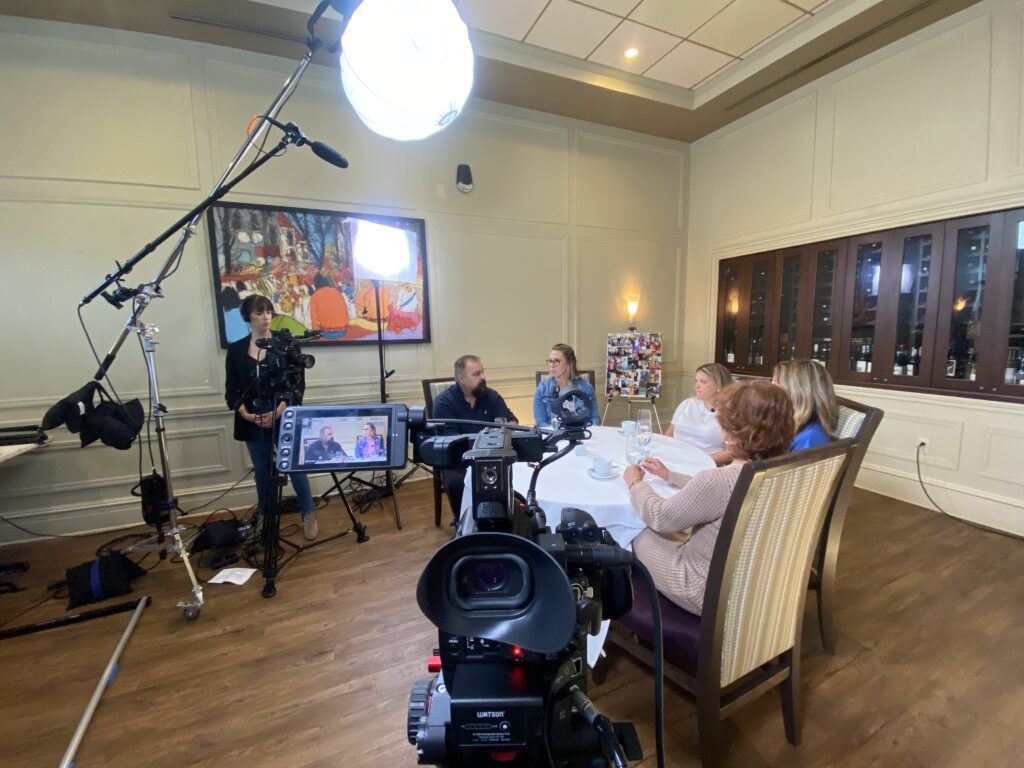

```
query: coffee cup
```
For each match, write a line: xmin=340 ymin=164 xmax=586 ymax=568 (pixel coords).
xmin=592 ymin=456 xmax=611 ymax=477
xmin=621 ymin=420 xmax=637 ymax=435
xmin=573 ymin=444 xmax=587 ymax=457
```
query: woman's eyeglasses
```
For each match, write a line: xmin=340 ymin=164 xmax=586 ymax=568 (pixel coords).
xmin=546 ymin=359 xmax=562 ymax=366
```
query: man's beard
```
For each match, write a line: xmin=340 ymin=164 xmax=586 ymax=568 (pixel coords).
xmin=471 ymin=379 xmax=488 ymax=398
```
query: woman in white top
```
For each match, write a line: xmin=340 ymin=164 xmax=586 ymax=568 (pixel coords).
xmin=665 ymin=362 xmax=733 ymax=465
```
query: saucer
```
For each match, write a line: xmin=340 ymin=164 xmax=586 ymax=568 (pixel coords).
xmin=616 ymin=429 xmax=637 ymax=436
xmin=587 ymin=467 xmax=618 ymax=481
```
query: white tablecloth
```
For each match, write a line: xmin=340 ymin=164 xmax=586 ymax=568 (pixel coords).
xmin=461 ymin=425 xmax=715 ymax=548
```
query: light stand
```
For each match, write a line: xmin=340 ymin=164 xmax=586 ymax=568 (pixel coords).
xmin=79 ymin=1 xmax=342 ymax=619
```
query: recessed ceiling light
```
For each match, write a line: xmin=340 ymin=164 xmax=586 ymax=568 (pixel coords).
xmin=624 ymin=47 xmax=639 ymax=59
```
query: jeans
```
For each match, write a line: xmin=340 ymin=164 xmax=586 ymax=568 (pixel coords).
xmin=246 ymin=424 xmax=314 ymax=518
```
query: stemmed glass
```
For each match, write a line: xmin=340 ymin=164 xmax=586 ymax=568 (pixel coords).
xmin=625 ymin=434 xmax=644 ymax=465
xmin=636 ymin=409 xmax=653 ymax=456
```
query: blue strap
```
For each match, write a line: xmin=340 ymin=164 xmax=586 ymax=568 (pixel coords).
xmin=90 ymin=559 xmax=104 ymax=601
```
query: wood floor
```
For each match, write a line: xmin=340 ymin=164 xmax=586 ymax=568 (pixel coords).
xmin=1 ymin=481 xmax=1021 ymax=767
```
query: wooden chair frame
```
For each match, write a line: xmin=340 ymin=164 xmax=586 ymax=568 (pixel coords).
xmin=809 ymin=396 xmax=883 ymax=652
xmin=421 ymin=376 xmax=453 ymax=527
xmin=607 ymin=440 xmax=852 ymax=768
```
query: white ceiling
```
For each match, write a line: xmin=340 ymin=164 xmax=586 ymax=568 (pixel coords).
xmin=457 ymin=0 xmax=836 ymax=90
xmin=2 ymin=0 xmax=981 ymax=141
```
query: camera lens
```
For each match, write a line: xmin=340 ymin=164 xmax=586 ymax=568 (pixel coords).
xmin=470 ymin=560 xmax=508 ymax=592
xmin=480 ymin=467 xmax=498 ymax=487
xmin=452 ymin=554 xmax=529 ymax=609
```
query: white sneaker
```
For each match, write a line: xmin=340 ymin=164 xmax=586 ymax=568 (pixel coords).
xmin=302 ymin=512 xmax=318 ymax=541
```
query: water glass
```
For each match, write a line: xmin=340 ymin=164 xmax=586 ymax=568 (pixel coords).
xmin=625 ymin=434 xmax=644 ymax=465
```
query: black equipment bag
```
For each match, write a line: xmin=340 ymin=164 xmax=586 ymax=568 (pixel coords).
xmin=132 ymin=470 xmax=170 ymax=527
xmin=64 ymin=552 xmax=147 ymax=609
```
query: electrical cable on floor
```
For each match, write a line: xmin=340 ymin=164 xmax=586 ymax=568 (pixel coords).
xmin=915 ymin=443 xmax=1022 ymax=541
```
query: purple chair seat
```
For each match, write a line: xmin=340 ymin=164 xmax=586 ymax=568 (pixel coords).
xmin=620 ymin=570 xmax=702 ymax=665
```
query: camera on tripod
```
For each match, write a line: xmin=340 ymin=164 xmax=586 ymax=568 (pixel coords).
xmin=407 ymin=388 xmax=644 ymax=767
xmin=255 ymin=328 xmax=316 ymax=396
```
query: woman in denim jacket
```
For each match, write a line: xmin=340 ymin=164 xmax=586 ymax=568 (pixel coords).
xmin=533 ymin=343 xmax=601 ymax=427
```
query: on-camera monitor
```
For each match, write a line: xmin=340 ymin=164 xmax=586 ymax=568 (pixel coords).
xmin=276 ymin=404 xmax=409 ymax=473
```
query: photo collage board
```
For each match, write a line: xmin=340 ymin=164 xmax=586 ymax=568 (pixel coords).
xmin=605 ymin=332 xmax=663 ymax=400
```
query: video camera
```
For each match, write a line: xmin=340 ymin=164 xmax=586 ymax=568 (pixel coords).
xmin=273 ymin=388 xmax=645 ymax=765
xmin=254 ymin=328 xmax=317 ymax=397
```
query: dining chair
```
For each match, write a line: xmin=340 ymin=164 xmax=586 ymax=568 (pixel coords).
xmin=808 ymin=396 xmax=883 ymax=653
xmin=533 ymin=369 xmax=598 ymax=389
xmin=421 ymin=376 xmax=453 ymax=527
xmin=606 ymin=439 xmax=852 ymax=768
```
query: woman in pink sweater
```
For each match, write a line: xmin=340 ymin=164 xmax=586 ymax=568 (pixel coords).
xmin=621 ymin=381 xmax=795 ymax=615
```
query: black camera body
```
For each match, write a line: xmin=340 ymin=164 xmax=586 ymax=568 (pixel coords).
xmin=408 ymin=391 xmax=641 ymax=767
xmin=254 ymin=328 xmax=316 ymax=397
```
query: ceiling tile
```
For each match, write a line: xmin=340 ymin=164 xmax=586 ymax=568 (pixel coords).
xmin=628 ymin=0 xmax=732 ymax=39
xmin=526 ymin=0 xmax=620 ymax=59
xmin=587 ymin=19 xmax=680 ymax=74
xmin=644 ymin=40 xmax=734 ymax=89
xmin=689 ymin=0 xmax=804 ymax=57
xmin=457 ymin=0 xmax=549 ymax=40
xmin=572 ymin=0 xmax=639 ymax=16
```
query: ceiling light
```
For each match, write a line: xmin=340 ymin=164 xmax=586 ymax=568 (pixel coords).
xmin=624 ymin=47 xmax=639 ymax=59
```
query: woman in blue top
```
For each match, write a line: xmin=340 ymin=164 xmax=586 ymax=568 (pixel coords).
xmin=534 ymin=343 xmax=601 ymax=427
xmin=772 ymin=359 xmax=838 ymax=450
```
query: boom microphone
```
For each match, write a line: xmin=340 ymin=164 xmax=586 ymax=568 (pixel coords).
xmin=256 ymin=115 xmax=349 ymax=169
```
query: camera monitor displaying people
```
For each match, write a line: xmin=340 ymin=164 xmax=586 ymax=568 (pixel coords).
xmin=275 ymin=404 xmax=411 ymax=473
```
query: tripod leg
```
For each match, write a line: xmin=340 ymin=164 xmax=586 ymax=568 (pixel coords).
xmin=386 ymin=469 xmax=401 ymax=529
xmin=336 ymin=483 xmax=369 ymax=543
xmin=260 ymin=471 xmax=285 ymax=599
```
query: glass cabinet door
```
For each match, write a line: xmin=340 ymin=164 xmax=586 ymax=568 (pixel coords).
xmin=776 ymin=254 xmax=801 ymax=362
xmin=994 ymin=210 xmax=1024 ymax=395
xmin=747 ymin=259 xmax=770 ymax=368
xmin=720 ymin=263 xmax=741 ymax=364
xmin=890 ymin=225 xmax=943 ymax=382
xmin=842 ymin=238 xmax=884 ymax=380
xmin=932 ymin=213 xmax=1005 ymax=392
xmin=810 ymin=246 xmax=842 ymax=368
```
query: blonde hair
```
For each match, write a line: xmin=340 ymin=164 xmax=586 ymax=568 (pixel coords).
xmin=695 ymin=362 xmax=732 ymax=392
xmin=772 ymin=359 xmax=838 ymax=437
xmin=550 ymin=343 xmax=579 ymax=381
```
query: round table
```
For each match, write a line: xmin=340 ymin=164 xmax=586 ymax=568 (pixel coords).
xmin=462 ymin=425 xmax=715 ymax=548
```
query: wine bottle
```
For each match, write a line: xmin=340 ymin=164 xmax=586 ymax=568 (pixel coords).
xmin=854 ymin=344 xmax=866 ymax=373
xmin=909 ymin=346 xmax=920 ymax=376
xmin=865 ymin=343 xmax=873 ymax=374
xmin=1017 ymin=354 xmax=1024 ymax=385
xmin=966 ymin=347 xmax=977 ymax=382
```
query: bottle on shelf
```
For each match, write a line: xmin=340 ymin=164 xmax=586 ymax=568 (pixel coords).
xmin=1016 ymin=353 xmax=1024 ymax=385
xmin=864 ymin=343 xmax=873 ymax=374
xmin=965 ymin=348 xmax=977 ymax=382
xmin=1005 ymin=350 xmax=1016 ymax=384
xmin=946 ymin=346 xmax=958 ymax=378
xmin=893 ymin=343 xmax=909 ymax=376
xmin=909 ymin=346 xmax=920 ymax=376
xmin=854 ymin=344 xmax=866 ymax=373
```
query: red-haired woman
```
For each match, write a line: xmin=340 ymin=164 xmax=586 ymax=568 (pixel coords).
xmin=621 ymin=380 xmax=795 ymax=615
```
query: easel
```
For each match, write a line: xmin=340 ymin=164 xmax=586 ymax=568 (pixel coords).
xmin=601 ymin=393 xmax=663 ymax=433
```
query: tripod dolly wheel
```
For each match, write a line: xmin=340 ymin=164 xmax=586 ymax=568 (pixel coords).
xmin=183 ymin=607 xmax=200 ymax=621
xmin=355 ymin=523 xmax=369 ymax=543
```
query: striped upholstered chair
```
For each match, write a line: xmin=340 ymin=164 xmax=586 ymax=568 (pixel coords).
xmin=607 ymin=439 xmax=851 ymax=768
xmin=808 ymin=396 xmax=883 ymax=652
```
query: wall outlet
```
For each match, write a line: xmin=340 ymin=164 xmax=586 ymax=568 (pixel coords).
xmin=916 ymin=437 xmax=929 ymax=450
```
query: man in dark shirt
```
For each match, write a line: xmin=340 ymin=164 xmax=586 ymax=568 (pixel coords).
xmin=432 ymin=354 xmax=518 ymax=522
xmin=305 ymin=426 xmax=347 ymax=463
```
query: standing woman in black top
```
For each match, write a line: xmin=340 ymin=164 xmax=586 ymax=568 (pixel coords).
xmin=225 ymin=295 xmax=318 ymax=540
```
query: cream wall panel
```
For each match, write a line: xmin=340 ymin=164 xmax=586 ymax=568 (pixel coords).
xmin=711 ymin=94 xmax=817 ymax=241
xmin=827 ymin=15 xmax=991 ymax=212
xmin=203 ymin=59 xmax=422 ymax=210
xmin=0 ymin=201 xmax=222 ymax=412
xmin=576 ymin=133 xmax=684 ymax=233
xmin=578 ymin=237 xmax=681 ymax=370
xmin=977 ymin=427 xmax=1024 ymax=487
xmin=422 ymin=110 xmax=569 ymax=224
xmin=0 ymin=33 xmax=198 ymax=189
xmin=429 ymin=228 xmax=567 ymax=371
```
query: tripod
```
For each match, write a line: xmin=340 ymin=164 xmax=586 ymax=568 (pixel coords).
xmin=257 ymin=463 xmax=369 ymax=599
xmin=77 ymin=2 xmax=343 ymax=617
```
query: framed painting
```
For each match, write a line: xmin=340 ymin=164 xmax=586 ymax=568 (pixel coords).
xmin=207 ymin=202 xmax=430 ymax=348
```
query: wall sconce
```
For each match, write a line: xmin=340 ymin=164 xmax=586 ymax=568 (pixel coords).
xmin=953 ymin=296 xmax=968 ymax=312
xmin=456 ymin=163 xmax=474 ymax=193
xmin=626 ymin=296 xmax=640 ymax=329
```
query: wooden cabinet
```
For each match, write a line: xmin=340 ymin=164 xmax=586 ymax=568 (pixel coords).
xmin=714 ymin=207 xmax=1024 ymax=402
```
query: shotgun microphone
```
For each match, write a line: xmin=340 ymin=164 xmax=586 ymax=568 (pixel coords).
xmin=257 ymin=116 xmax=349 ymax=169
